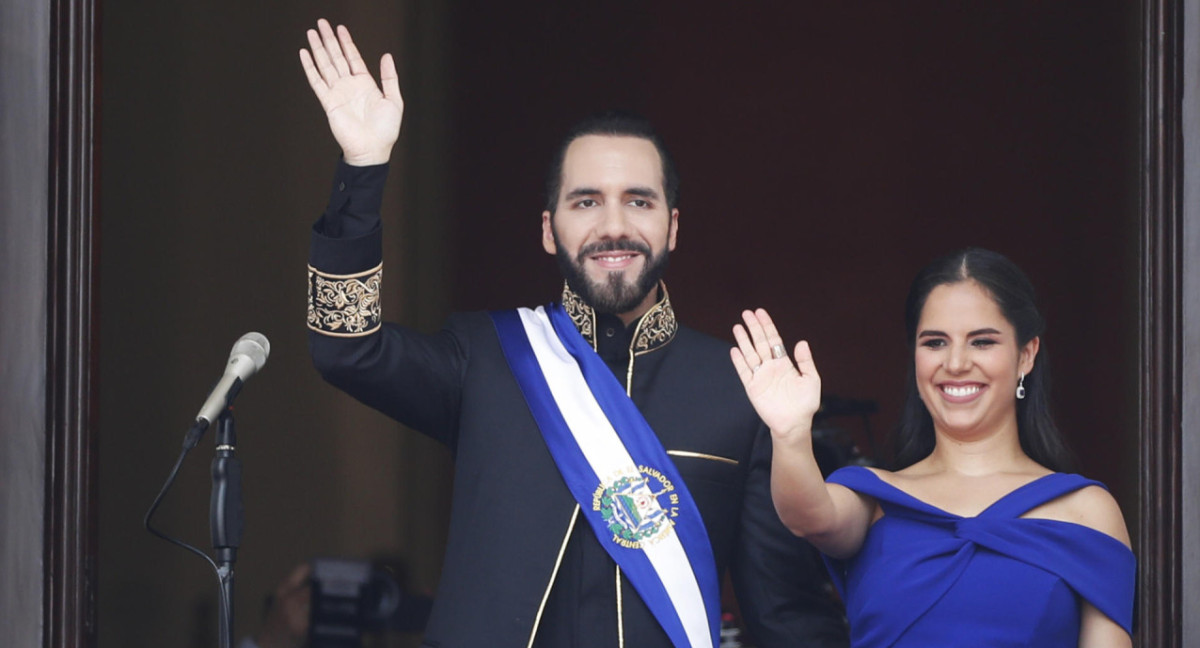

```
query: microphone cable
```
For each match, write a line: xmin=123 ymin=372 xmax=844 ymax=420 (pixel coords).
xmin=144 ymin=420 xmax=233 ymax=648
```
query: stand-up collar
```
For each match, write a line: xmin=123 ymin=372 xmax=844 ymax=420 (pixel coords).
xmin=560 ymin=281 xmax=678 ymax=356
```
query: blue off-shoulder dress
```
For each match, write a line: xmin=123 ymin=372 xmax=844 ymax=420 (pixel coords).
xmin=823 ymin=466 xmax=1136 ymax=647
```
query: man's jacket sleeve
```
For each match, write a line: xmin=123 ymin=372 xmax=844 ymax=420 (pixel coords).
xmin=307 ymin=160 xmax=466 ymax=447
xmin=731 ymin=425 xmax=850 ymax=647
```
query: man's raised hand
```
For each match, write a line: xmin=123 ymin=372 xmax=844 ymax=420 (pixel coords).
xmin=299 ymin=19 xmax=403 ymax=166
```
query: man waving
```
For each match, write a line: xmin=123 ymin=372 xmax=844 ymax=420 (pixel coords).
xmin=300 ymin=19 xmax=846 ymax=648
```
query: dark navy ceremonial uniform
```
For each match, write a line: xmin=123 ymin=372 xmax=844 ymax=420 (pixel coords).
xmin=307 ymin=161 xmax=848 ymax=648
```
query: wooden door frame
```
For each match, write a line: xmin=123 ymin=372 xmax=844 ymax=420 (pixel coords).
xmin=1139 ymin=0 xmax=1187 ymax=645
xmin=45 ymin=0 xmax=99 ymax=644
xmin=41 ymin=0 xmax=1189 ymax=645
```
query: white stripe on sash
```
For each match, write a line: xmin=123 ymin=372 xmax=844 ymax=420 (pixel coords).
xmin=516 ymin=307 xmax=713 ymax=648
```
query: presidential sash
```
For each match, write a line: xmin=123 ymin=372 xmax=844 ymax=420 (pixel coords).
xmin=491 ymin=305 xmax=720 ymax=648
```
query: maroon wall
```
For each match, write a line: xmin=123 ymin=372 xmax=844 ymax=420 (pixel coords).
xmin=444 ymin=4 xmax=1140 ymax=503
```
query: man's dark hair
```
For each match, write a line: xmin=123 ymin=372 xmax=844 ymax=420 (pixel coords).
xmin=543 ymin=110 xmax=680 ymax=214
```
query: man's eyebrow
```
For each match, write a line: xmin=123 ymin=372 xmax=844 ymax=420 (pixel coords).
xmin=562 ymin=186 xmax=663 ymax=201
xmin=563 ymin=187 xmax=600 ymax=201
xmin=625 ymin=186 xmax=662 ymax=199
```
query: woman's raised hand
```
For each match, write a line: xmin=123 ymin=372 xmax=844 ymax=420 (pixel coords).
xmin=731 ymin=309 xmax=821 ymax=446
xmin=299 ymin=19 xmax=403 ymax=166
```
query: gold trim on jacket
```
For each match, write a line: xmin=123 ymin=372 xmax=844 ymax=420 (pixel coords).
xmin=307 ymin=263 xmax=383 ymax=336
xmin=560 ymin=281 xmax=678 ymax=355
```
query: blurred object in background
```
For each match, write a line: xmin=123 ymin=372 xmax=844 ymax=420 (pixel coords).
xmin=813 ymin=394 xmax=879 ymax=476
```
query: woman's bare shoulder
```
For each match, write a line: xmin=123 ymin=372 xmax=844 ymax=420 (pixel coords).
xmin=1032 ymin=482 xmax=1131 ymax=547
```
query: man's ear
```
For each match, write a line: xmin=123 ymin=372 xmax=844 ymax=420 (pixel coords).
xmin=668 ymin=208 xmax=679 ymax=252
xmin=542 ymin=210 xmax=556 ymax=255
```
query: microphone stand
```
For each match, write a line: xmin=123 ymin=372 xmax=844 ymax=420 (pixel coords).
xmin=211 ymin=408 xmax=244 ymax=648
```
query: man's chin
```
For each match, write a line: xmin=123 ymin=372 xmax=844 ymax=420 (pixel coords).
xmin=574 ymin=280 xmax=648 ymax=315
xmin=557 ymin=244 xmax=668 ymax=315
xmin=583 ymin=262 xmax=639 ymax=284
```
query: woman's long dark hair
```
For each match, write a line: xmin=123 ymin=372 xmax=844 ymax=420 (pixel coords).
xmin=890 ymin=248 xmax=1075 ymax=472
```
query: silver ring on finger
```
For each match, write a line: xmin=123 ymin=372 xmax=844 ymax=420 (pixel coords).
xmin=770 ymin=344 xmax=787 ymax=360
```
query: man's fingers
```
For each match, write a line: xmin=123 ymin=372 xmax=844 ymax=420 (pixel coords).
xmin=298 ymin=49 xmax=329 ymax=101
xmin=379 ymin=53 xmax=403 ymax=104
xmin=318 ymin=19 xmax=351 ymax=77
xmin=336 ymin=24 xmax=368 ymax=76
xmin=306 ymin=28 xmax=338 ymax=85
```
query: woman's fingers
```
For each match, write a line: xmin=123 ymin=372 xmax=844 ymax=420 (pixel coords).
xmin=755 ymin=308 xmax=788 ymax=358
xmin=734 ymin=309 xmax=817 ymax=386
xmin=732 ymin=320 xmax=762 ymax=371
xmin=793 ymin=340 xmax=819 ymax=379
xmin=730 ymin=347 xmax=754 ymax=384
xmin=742 ymin=308 xmax=793 ymax=366
xmin=741 ymin=309 xmax=773 ymax=363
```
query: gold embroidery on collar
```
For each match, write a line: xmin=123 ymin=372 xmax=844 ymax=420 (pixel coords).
xmin=308 ymin=263 xmax=383 ymax=337
xmin=630 ymin=286 xmax=677 ymax=356
xmin=561 ymin=282 xmax=597 ymax=350
xmin=560 ymin=282 xmax=678 ymax=355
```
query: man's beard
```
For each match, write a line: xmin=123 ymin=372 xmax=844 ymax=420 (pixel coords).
xmin=555 ymin=238 xmax=670 ymax=315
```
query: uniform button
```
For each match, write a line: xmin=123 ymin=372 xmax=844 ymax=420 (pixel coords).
xmin=605 ymin=328 xmax=616 ymax=338
xmin=338 ymin=182 xmax=346 ymax=191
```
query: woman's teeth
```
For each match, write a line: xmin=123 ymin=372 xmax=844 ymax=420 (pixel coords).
xmin=943 ymin=385 xmax=981 ymax=397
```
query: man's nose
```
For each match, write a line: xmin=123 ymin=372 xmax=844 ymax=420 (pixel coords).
xmin=596 ymin=204 xmax=632 ymax=238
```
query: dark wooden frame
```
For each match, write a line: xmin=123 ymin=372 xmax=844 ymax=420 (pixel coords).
xmin=44 ymin=0 xmax=99 ymax=645
xmin=1139 ymin=0 xmax=1185 ymax=646
xmin=37 ymin=0 xmax=1186 ymax=645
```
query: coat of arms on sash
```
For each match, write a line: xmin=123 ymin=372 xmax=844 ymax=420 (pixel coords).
xmin=594 ymin=466 xmax=681 ymax=549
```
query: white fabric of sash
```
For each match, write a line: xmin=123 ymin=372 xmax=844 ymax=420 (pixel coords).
xmin=516 ymin=307 xmax=713 ymax=648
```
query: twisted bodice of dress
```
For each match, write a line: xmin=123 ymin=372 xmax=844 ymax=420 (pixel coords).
xmin=823 ymin=466 xmax=1135 ymax=647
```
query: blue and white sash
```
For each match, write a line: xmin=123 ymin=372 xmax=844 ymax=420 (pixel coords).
xmin=491 ymin=305 xmax=720 ymax=648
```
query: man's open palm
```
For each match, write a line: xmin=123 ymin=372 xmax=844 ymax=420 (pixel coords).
xmin=299 ymin=19 xmax=403 ymax=166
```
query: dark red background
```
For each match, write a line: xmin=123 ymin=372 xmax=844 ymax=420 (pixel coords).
xmin=445 ymin=3 xmax=1141 ymax=502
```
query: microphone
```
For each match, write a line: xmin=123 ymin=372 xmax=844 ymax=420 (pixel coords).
xmin=193 ymin=332 xmax=271 ymax=431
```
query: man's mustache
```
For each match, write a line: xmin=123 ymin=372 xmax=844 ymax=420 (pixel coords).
xmin=576 ymin=240 xmax=652 ymax=263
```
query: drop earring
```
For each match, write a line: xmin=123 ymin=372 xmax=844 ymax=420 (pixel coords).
xmin=1016 ymin=373 xmax=1026 ymax=400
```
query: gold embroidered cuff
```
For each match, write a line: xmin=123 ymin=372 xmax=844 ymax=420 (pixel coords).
xmin=307 ymin=263 xmax=383 ymax=337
